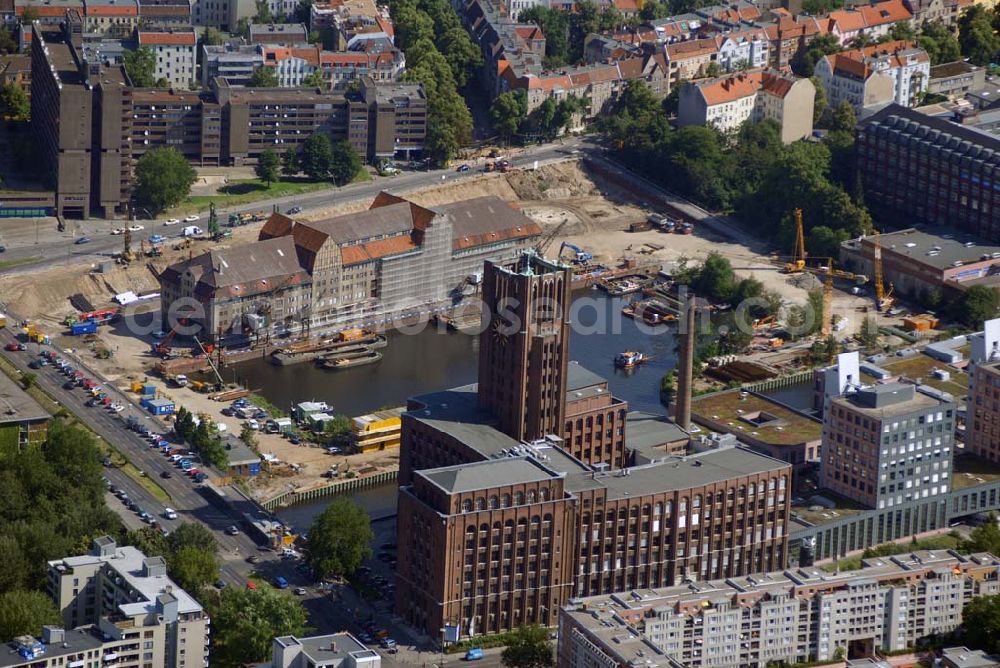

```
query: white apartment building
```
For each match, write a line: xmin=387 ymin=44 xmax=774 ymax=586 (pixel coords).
xmin=137 ymin=28 xmax=197 ymax=88
xmin=558 ymin=550 xmax=1000 ymax=668
xmin=815 ymin=40 xmax=929 ymax=113
xmin=716 ymin=30 xmax=769 ymax=71
xmin=678 ymin=69 xmax=814 ymax=143
xmin=42 ymin=536 xmax=210 ymax=668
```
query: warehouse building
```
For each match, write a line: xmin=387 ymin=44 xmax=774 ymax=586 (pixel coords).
xmin=158 ymin=193 xmax=542 ymax=342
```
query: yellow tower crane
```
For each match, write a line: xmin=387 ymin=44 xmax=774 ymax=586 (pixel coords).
xmin=783 ymin=208 xmax=807 ymax=274
xmin=872 ymin=229 xmax=894 ymax=312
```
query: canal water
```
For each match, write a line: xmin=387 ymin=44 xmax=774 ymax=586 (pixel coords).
xmin=251 ymin=292 xmax=682 ymax=528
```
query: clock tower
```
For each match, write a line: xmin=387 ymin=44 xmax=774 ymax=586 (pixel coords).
xmin=477 ymin=251 xmax=572 ymax=443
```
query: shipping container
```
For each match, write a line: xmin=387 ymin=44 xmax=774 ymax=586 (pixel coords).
xmin=70 ymin=321 xmax=98 ymax=336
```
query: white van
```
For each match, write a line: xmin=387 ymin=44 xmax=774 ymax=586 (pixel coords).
xmin=182 ymin=226 xmax=203 ymax=237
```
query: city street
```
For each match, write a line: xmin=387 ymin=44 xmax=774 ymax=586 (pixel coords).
xmin=0 ymin=138 xmax=593 ymax=276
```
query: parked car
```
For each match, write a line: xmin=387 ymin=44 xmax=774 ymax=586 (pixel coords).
xmin=4 ymin=342 xmax=25 ymax=351
xmin=294 ymin=587 xmax=307 ymax=595
xmin=456 ymin=164 xmax=471 ymax=172
xmin=274 ymin=576 xmax=289 ymax=589
xmin=164 ymin=218 xmax=180 ymax=226
xmin=287 ymin=206 xmax=302 ymax=215
xmin=226 ymin=525 xmax=240 ymax=535
xmin=465 ymin=649 xmax=484 ymax=661
xmin=127 ymin=224 xmax=144 ymax=232
xmin=162 ymin=507 xmax=178 ymax=520
xmin=214 ymin=579 xmax=227 ymax=589
xmin=75 ymin=236 xmax=92 ymax=245
xmin=246 ymin=554 xmax=261 ymax=564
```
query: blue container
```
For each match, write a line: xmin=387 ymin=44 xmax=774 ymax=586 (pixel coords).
xmin=71 ymin=321 xmax=97 ymax=335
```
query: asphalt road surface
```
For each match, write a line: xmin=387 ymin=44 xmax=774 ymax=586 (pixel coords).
xmin=0 ymin=139 xmax=593 ymax=277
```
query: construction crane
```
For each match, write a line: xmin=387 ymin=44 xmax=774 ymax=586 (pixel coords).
xmin=193 ymin=335 xmax=225 ymax=388
xmin=872 ymin=229 xmax=894 ymax=312
xmin=534 ymin=220 xmax=566 ymax=258
xmin=782 ymin=208 xmax=807 ymax=274
xmin=800 ymin=258 xmax=867 ymax=337
xmin=121 ymin=227 xmax=135 ymax=263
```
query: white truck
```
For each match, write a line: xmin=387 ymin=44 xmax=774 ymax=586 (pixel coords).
xmin=182 ymin=225 xmax=203 ymax=237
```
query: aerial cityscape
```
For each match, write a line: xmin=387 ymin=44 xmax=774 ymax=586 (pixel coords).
xmin=7 ymin=0 xmax=1000 ymax=664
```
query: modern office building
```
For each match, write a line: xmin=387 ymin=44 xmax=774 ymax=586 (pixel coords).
xmin=558 ymin=550 xmax=1000 ymax=668
xmin=857 ymin=104 xmax=1000 ymax=239
xmin=158 ymin=194 xmax=542 ymax=342
xmin=395 ymin=254 xmax=791 ymax=639
xmin=31 ymin=21 xmax=425 ymax=215
xmin=43 ymin=537 xmax=210 ymax=668
xmin=821 ymin=382 xmax=955 ymax=510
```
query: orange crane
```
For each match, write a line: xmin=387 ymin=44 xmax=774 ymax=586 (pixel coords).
xmin=872 ymin=229 xmax=894 ymax=312
xmin=783 ymin=208 xmax=807 ymax=274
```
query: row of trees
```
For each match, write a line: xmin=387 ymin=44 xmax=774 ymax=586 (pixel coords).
xmin=255 ymin=135 xmax=362 ymax=186
xmin=519 ymin=1 xmax=625 ymax=66
xmin=389 ymin=0 xmax=478 ymax=164
xmin=0 ymin=421 xmax=125 ymax=641
xmin=126 ymin=522 xmax=220 ymax=594
xmin=603 ymin=81 xmax=869 ymax=259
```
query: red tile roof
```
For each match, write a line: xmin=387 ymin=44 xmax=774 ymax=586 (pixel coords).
xmin=138 ymin=30 xmax=196 ymax=45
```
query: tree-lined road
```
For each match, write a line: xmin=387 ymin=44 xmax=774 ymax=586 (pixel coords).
xmin=0 ymin=138 xmax=594 ymax=276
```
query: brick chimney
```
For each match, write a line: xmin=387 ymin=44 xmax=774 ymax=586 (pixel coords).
xmin=674 ymin=294 xmax=696 ymax=431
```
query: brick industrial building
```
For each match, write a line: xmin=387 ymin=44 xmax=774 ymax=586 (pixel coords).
xmin=395 ymin=253 xmax=791 ymax=639
xmin=31 ymin=15 xmax=426 ymax=217
xmin=158 ymin=193 xmax=541 ymax=342
xmin=558 ymin=550 xmax=1000 ymax=667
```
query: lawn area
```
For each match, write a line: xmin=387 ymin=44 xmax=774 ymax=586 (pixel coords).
xmin=0 ymin=256 xmax=42 ymax=271
xmin=952 ymin=453 xmax=1000 ymax=490
xmin=879 ymin=354 xmax=968 ymax=397
xmin=690 ymin=388 xmax=822 ymax=446
xmin=175 ymin=169 xmax=372 ymax=215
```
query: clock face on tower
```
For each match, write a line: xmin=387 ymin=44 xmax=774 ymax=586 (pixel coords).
xmin=492 ymin=316 xmax=510 ymax=346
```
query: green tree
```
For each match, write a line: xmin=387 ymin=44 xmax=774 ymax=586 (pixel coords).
xmin=209 ymin=587 xmax=308 ymax=667
xmin=240 ymin=423 xmax=260 ymax=449
xmin=704 ymin=61 xmax=723 ymax=78
xmin=0 ymin=28 xmax=17 ymax=55
xmin=918 ymin=20 xmax=962 ymax=64
xmin=962 ymin=594 xmax=1000 ymax=655
xmin=858 ymin=315 xmax=880 ymax=350
xmin=961 ymin=516 xmax=1000 ymax=554
xmin=0 ymin=591 xmax=59 ymax=642
xmin=19 ymin=372 xmax=36 ymax=390
xmin=519 ymin=7 xmax=569 ymax=66
xmin=300 ymin=133 xmax=333 ymax=179
xmin=811 ymin=76 xmax=827 ymax=125
xmin=490 ymin=90 xmax=527 ymax=143
xmin=302 ymin=69 xmax=326 ymax=88
xmin=201 ymin=27 xmax=225 ymax=46
xmin=19 ymin=6 xmax=39 ymax=25
xmin=501 ymin=625 xmax=554 ymax=668
xmin=882 ymin=20 xmax=915 ymax=42
xmin=254 ymin=0 xmax=273 ymax=21
xmin=124 ymin=46 xmax=162 ymax=87
xmin=959 ymin=5 xmax=1000 ymax=66
xmin=801 ymin=0 xmax=841 ymax=13
xmin=166 ymin=521 xmax=219 ymax=556
xmin=134 ymin=147 xmax=197 ymax=213
xmin=282 ymin=147 xmax=300 ymax=177
xmin=828 ymin=100 xmax=856 ymax=133
xmin=953 ymin=285 xmax=1000 ymax=327
xmin=255 ymin=149 xmax=281 ymax=187
xmin=168 ymin=546 xmax=218 ymax=593
xmin=329 ymin=140 xmax=362 ymax=186
xmin=304 ymin=497 xmax=373 ymax=579
xmin=808 ymin=225 xmax=850 ymax=258
xmin=792 ymin=33 xmax=841 ymax=77
xmin=235 ymin=17 xmax=251 ymax=38
xmin=125 ymin=526 xmax=169 ymax=557
xmin=249 ymin=66 xmax=279 ymax=87
xmin=691 ymin=252 xmax=738 ymax=303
